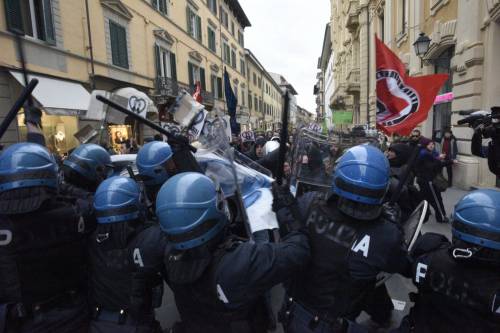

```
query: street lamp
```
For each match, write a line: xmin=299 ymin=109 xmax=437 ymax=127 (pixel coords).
xmin=413 ymin=33 xmax=431 ymax=66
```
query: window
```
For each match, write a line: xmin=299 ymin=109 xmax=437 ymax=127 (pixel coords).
xmin=187 ymin=7 xmax=202 ymax=42
xmin=211 ymin=75 xmax=223 ymax=99
xmin=238 ymin=31 xmax=244 ymax=47
xmin=208 ymin=0 xmax=217 ymax=15
xmin=154 ymin=45 xmax=177 ymax=80
xmin=222 ymin=41 xmax=231 ymax=64
xmin=233 ymin=85 xmax=238 ymax=103
xmin=259 ymin=99 xmax=263 ymax=113
xmin=220 ymin=8 xmax=228 ymax=28
xmin=109 ymin=20 xmax=129 ymax=69
xmin=241 ymin=89 xmax=245 ymax=106
xmin=231 ymin=49 xmax=237 ymax=69
xmin=253 ymin=73 xmax=257 ymax=85
xmin=248 ymin=91 xmax=252 ymax=109
xmin=240 ymin=59 xmax=245 ymax=76
xmin=399 ymin=0 xmax=407 ymax=33
xmin=5 ymin=0 xmax=55 ymax=44
xmin=208 ymin=26 xmax=216 ymax=52
xmin=231 ymin=21 xmax=235 ymax=36
xmin=258 ymin=77 xmax=261 ymax=88
xmin=188 ymin=63 xmax=206 ymax=90
xmin=152 ymin=0 xmax=168 ymax=15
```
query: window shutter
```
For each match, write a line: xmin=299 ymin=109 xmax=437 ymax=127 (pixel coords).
xmin=162 ymin=51 xmax=168 ymax=77
xmin=170 ymin=53 xmax=177 ymax=80
xmin=213 ymin=0 xmax=218 ymax=15
xmin=118 ymin=25 xmax=128 ymax=68
xmin=42 ymin=0 xmax=56 ymax=44
xmin=188 ymin=63 xmax=194 ymax=88
xmin=200 ymin=67 xmax=206 ymax=91
xmin=110 ymin=22 xmax=120 ymax=66
xmin=5 ymin=0 xmax=23 ymax=33
xmin=186 ymin=7 xmax=192 ymax=35
xmin=154 ymin=44 xmax=161 ymax=77
xmin=217 ymin=77 xmax=223 ymax=98
xmin=196 ymin=16 xmax=202 ymax=42
xmin=152 ymin=0 xmax=158 ymax=9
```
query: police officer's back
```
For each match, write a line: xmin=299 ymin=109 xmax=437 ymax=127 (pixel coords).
xmin=88 ymin=176 xmax=167 ymax=333
xmin=279 ymin=145 xmax=409 ymax=332
xmin=156 ymin=172 xmax=310 ymax=333
xmin=0 ymin=143 xmax=90 ymax=332
xmin=404 ymin=189 xmax=500 ymax=332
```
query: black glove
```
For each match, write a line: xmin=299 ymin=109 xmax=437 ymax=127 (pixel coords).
xmin=24 ymin=105 xmax=43 ymax=128
xmin=271 ymin=182 xmax=296 ymax=213
xmin=169 ymin=134 xmax=190 ymax=154
xmin=380 ymin=202 xmax=402 ymax=225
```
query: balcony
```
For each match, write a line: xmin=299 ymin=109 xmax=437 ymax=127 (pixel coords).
xmin=346 ymin=69 xmax=360 ymax=94
xmin=345 ymin=0 xmax=359 ymax=33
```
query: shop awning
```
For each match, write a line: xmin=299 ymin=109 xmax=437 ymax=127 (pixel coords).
xmin=10 ymin=71 xmax=90 ymax=116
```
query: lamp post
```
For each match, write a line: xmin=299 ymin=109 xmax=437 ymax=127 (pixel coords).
xmin=413 ymin=32 xmax=431 ymax=67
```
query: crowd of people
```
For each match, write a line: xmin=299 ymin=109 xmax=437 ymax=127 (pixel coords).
xmin=0 ymin=113 xmax=499 ymax=333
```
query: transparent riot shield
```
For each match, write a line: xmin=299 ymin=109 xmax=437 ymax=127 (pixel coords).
xmin=291 ymin=128 xmax=336 ymax=196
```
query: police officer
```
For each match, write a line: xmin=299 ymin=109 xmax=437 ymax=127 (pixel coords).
xmin=277 ymin=145 xmax=409 ymax=332
xmin=88 ymin=176 xmax=167 ymax=333
xmin=136 ymin=141 xmax=175 ymax=204
xmin=401 ymin=189 xmax=500 ymax=332
xmin=156 ymin=172 xmax=310 ymax=333
xmin=0 ymin=143 xmax=90 ymax=332
xmin=61 ymin=143 xmax=113 ymax=199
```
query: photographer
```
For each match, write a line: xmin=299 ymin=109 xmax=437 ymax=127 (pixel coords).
xmin=470 ymin=107 xmax=500 ymax=177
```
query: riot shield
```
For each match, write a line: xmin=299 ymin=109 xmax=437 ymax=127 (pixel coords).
xmin=376 ymin=200 xmax=428 ymax=287
xmin=290 ymin=128 xmax=336 ymax=196
xmin=195 ymin=117 xmax=278 ymax=235
xmin=402 ymin=200 xmax=428 ymax=252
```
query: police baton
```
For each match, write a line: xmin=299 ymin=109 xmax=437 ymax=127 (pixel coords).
xmin=96 ymin=94 xmax=196 ymax=153
xmin=0 ymin=78 xmax=39 ymax=140
xmin=276 ymin=89 xmax=290 ymax=185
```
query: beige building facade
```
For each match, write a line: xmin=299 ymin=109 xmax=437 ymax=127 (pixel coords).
xmin=329 ymin=0 xmax=500 ymax=188
xmin=0 ymin=0 xmax=250 ymax=152
xmin=245 ymin=49 xmax=283 ymax=131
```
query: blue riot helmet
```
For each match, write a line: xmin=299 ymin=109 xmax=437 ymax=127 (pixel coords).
xmin=0 ymin=143 xmax=58 ymax=214
xmin=332 ymin=144 xmax=390 ymax=220
xmin=0 ymin=142 xmax=58 ymax=192
xmin=94 ymin=176 xmax=142 ymax=224
xmin=136 ymin=141 xmax=174 ymax=187
xmin=156 ymin=172 xmax=229 ymax=250
xmin=452 ymin=190 xmax=500 ymax=257
xmin=63 ymin=143 xmax=112 ymax=190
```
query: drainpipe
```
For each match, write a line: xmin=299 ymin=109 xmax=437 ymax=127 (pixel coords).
xmin=85 ymin=0 xmax=96 ymax=90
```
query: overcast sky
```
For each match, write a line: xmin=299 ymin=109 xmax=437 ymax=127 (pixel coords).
xmin=239 ymin=0 xmax=330 ymax=114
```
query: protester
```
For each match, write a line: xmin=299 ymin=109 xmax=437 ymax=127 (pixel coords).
xmin=440 ymin=127 xmax=458 ymax=187
xmin=415 ymin=138 xmax=449 ymax=223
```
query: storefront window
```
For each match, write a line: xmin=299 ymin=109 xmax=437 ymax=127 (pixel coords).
xmin=433 ymin=47 xmax=454 ymax=136
xmin=17 ymin=111 xmax=79 ymax=156
xmin=108 ymin=124 xmax=133 ymax=154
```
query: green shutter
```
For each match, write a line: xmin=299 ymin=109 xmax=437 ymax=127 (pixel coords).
xmin=159 ymin=0 xmax=167 ymax=15
xmin=154 ymin=44 xmax=161 ymax=77
xmin=5 ymin=0 xmax=23 ymax=33
xmin=110 ymin=21 xmax=128 ymax=68
xmin=200 ymin=68 xmax=206 ymax=91
xmin=196 ymin=16 xmax=202 ymax=42
xmin=170 ymin=53 xmax=177 ymax=80
xmin=188 ymin=63 xmax=194 ymax=87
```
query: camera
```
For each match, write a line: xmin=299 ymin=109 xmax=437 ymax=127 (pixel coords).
xmin=457 ymin=107 xmax=500 ymax=177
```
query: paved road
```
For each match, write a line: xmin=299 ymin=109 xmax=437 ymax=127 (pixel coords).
xmin=156 ymin=187 xmax=470 ymax=332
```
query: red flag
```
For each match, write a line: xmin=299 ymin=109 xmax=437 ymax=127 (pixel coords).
xmin=376 ymin=36 xmax=448 ymax=135
xmin=192 ymin=81 xmax=203 ymax=103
